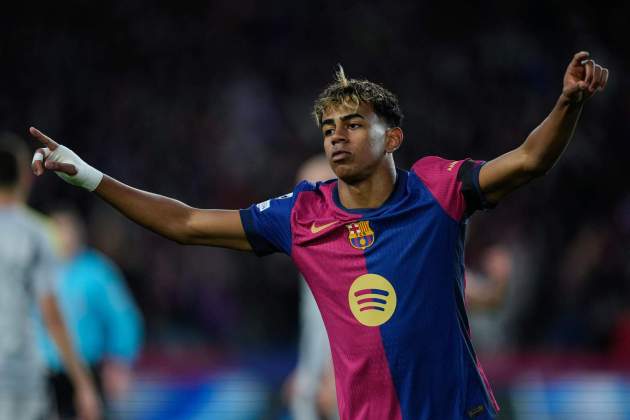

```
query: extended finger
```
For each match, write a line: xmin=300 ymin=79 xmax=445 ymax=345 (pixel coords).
xmin=44 ymin=160 xmax=78 ymax=175
xmin=29 ymin=127 xmax=58 ymax=150
xmin=589 ymin=64 xmax=603 ymax=91
xmin=581 ymin=59 xmax=594 ymax=86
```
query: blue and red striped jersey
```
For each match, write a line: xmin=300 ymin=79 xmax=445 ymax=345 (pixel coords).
xmin=240 ymin=156 xmax=499 ymax=419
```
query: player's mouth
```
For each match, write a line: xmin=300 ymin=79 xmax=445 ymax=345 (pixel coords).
xmin=332 ymin=150 xmax=351 ymax=162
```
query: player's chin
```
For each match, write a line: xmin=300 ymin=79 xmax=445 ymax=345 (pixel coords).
xmin=333 ymin=164 xmax=365 ymax=185
xmin=331 ymin=161 xmax=350 ymax=176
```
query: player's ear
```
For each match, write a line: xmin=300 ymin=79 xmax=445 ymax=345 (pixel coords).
xmin=384 ymin=127 xmax=403 ymax=154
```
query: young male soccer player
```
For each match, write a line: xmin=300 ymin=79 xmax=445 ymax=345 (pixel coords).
xmin=30 ymin=52 xmax=608 ymax=419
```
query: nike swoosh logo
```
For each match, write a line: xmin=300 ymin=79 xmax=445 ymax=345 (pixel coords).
xmin=310 ymin=221 xmax=338 ymax=234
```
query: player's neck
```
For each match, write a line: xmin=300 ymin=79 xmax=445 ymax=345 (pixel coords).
xmin=338 ymin=160 xmax=397 ymax=209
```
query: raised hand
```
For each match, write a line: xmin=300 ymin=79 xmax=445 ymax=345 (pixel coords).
xmin=562 ymin=51 xmax=609 ymax=104
xmin=29 ymin=127 xmax=103 ymax=191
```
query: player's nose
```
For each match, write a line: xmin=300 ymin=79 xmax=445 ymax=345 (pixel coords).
xmin=330 ymin=131 xmax=348 ymax=145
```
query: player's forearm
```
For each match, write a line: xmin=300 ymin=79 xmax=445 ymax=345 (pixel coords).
xmin=94 ymin=175 xmax=199 ymax=244
xmin=94 ymin=176 xmax=251 ymax=249
xmin=519 ymin=94 xmax=583 ymax=175
xmin=40 ymin=295 xmax=95 ymax=389
xmin=479 ymin=95 xmax=584 ymax=203
xmin=28 ymin=128 xmax=250 ymax=248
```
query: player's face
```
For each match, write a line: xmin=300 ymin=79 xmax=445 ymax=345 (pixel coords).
xmin=320 ymin=102 xmax=389 ymax=184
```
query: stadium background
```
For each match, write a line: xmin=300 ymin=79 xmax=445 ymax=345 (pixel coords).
xmin=2 ymin=1 xmax=629 ymax=418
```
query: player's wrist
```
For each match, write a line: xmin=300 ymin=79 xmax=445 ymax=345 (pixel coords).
xmin=44 ymin=144 xmax=104 ymax=191
xmin=558 ymin=91 xmax=585 ymax=111
xmin=61 ymin=159 xmax=103 ymax=192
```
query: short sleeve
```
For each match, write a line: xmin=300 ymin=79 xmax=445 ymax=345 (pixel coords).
xmin=412 ymin=156 xmax=492 ymax=221
xmin=239 ymin=181 xmax=311 ymax=256
xmin=457 ymin=159 xmax=495 ymax=217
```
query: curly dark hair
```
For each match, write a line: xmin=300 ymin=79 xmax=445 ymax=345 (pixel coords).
xmin=313 ymin=66 xmax=403 ymax=128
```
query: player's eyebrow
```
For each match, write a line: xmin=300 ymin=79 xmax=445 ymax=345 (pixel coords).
xmin=320 ymin=113 xmax=366 ymax=128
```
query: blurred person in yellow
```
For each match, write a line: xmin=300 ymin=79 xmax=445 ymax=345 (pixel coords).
xmin=29 ymin=52 xmax=608 ymax=419
xmin=38 ymin=209 xmax=143 ymax=419
xmin=0 ymin=133 xmax=101 ymax=420
xmin=283 ymin=155 xmax=339 ymax=420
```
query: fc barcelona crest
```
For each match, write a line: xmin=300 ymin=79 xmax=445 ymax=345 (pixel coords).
xmin=346 ymin=221 xmax=375 ymax=250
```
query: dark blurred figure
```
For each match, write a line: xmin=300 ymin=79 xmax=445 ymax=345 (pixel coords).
xmin=611 ymin=194 xmax=630 ymax=365
xmin=38 ymin=209 xmax=142 ymax=419
xmin=550 ymin=216 xmax=628 ymax=352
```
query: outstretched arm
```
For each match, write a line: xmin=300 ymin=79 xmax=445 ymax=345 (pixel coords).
xmin=479 ymin=51 xmax=609 ymax=204
xmin=30 ymin=128 xmax=252 ymax=250
xmin=95 ymin=176 xmax=250 ymax=248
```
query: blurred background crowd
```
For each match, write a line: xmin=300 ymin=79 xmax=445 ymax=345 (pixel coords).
xmin=1 ymin=0 xmax=628 ymax=418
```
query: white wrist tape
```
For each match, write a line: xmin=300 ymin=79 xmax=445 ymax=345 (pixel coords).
xmin=41 ymin=145 xmax=104 ymax=191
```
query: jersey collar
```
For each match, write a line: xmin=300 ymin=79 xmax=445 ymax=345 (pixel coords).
xmin=332 ymin=169 xmax=408 ymax=218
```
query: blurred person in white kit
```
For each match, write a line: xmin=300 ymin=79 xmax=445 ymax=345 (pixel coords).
xmin=0 ymin=132 xmax=100 ymax=420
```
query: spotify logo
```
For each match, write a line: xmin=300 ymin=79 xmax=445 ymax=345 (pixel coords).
xmin=348 ymin=274 xmax=397 ymax=327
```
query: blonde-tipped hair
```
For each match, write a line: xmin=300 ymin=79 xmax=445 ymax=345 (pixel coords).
xmin=335 ymin=64 xmax=349 ymax=87
xmin=312 ymin=66 xmax=403 ymax=128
